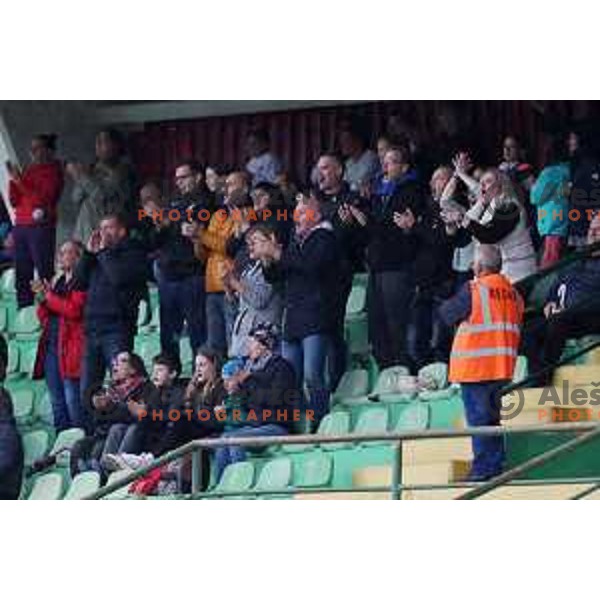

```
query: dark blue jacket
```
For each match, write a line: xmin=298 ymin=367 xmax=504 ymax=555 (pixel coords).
xmin=76 ymin=237 xmax=148 ymax=336
xmin=547 ymin=259 xmax=600 ymax=313
xmin=264 ymin=225 xmax=344 ymax=341
xmin=0 ymin=389 xmax=23 ymax=500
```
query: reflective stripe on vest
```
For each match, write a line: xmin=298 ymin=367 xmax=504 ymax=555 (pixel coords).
xmin=449 ymin=273 xmax=522 ymax=383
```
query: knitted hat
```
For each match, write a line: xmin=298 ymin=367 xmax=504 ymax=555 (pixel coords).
xmin=248 ymin=322 xmax=279 ymax=351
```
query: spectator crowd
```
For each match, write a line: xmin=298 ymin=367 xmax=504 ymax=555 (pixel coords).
xmin=3 ymin=111 xmax=600 ymax=497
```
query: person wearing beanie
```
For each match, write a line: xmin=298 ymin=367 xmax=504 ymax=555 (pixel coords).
xmin=214 ymin=323 xmax=302 ymax=482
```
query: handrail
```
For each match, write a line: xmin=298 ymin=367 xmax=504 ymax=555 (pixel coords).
xmin=85 ymin=421 xmax=600 ymax=500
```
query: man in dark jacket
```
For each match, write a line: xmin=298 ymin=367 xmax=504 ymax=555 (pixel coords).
xmin=155 ymin=159 xmax=210 ymax=364
xmin=315 ymin=153 xmax=366 ymax=389
xmin=261 ymin=192 xmax=344 ymax=423
xmin=0 ymin=334 xmax=23 ymax=500
xmin=76 ymin=213 xmax=148 ymax=426
xmin=523 ymin=215 xmax=600 ymax=383
xmin=352 ymin=145 xmax=426 ymax=369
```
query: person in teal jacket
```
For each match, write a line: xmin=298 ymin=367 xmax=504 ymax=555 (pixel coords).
xmin=530 ymin=137 xmax=570 ymax=268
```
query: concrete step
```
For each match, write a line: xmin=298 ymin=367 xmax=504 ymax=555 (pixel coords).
xmin=553 ymin=365 xmax=600 ymax=387
xmin=403 ymin=484 xmax=590 ymax=500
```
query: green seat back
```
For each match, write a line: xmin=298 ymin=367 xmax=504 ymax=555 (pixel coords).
xmin=18 ymin=343 xmax=38 ymax=376
xmin=512 ymin=355 xmax=528 ymax=383
xmin=51 ymin=427 xmax=86 ymax=466
xmin=295 ymin=452 xmax=333 ymax=488
xmin=28 ymin=473 xmax=64 ymax=500
xmin=64 ymin=472 xmax=101 ymax=500
xmin=104 ymin=471 xmax=133 ymax=499
xmin=373 ymin=366 xmax=411 ymax=395
xmin=35 ymin=391 xmax=54 ymax=426
xmin=11 ymin=306 xmax=41 ymax=337
xmin=254 ymin=457 xmax=292 ymax=492
xmin=418 ymin=362 xmax=448 ymax=390
xmin=0 ymin=305 xmax=8 ymax=332
xmin=395 ymin=403 xmax=430 ymax=431
xmin=12 ymin=388 xmax=35 ymax=425
xmin=7 ymin=344 xmax=19 ymax=375
xmin=137 ymin=299 xmax=151 ymax=327
xmin=354 ymin=407 xmax=389 ymax=436
xmin=0 ymin=268 xmax=16 ymax=296
xmin=346 ymin=285 xmax=366 ymax=316
xmin=216 ymin=461 xmax=255 ymax=495
xmin=333 ymin=369 xmax=369 ymax=400
xmin=318 ymin=411 xmax=351 ymax=450
xmin=23 ymin=429 xmax=50 ymax=467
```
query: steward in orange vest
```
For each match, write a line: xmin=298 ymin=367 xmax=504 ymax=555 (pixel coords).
xmin=449 ymin=272 xmax=524 ymax=383
xmin=441 ymin=245 xmax=524 ymax=481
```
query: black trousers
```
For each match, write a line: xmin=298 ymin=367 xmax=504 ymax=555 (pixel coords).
xmin=368 ymin=270 xmax=414 ymax=369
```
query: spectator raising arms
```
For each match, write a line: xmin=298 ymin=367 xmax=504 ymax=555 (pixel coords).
xmin=32 ymin=240 xmax=87 ymax=431
xmin=8 ymin=133 xmax=64 ymax=308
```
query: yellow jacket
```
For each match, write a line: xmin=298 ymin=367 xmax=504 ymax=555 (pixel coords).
xmin=197 ymin=211 xmax=234 ymax=293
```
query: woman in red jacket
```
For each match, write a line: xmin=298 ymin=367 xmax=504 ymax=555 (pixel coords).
xmin=33 ymin=240 xmax=86 ymax=431
xmin=8 ymin=133 xmax=64 ymax=308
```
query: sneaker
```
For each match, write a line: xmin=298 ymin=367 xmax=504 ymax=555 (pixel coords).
xmin=101 ymin=453 xmax=128 ymax=473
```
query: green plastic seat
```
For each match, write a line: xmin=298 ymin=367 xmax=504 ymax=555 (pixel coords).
xmin=35 ymin=391 xmax=55 ymax=427
xmin=51 ymin=427 xmax=86 ymax=466
xmin=418 ymin=362 xmax=448 ymax=390
xmin=23 ymin=429 xmax=50 ymax=467
xmin=17 ymin=342 xmax=38 ymax=377
xmin=294 ymin=452 xmax=333 ymax=488
xmin=512 ymin=355 xmax=528 ymax=383
xmin=373 ymin=366 xmax=412 ymax=394
xmin=64 ymin=472 xmax=101 ymax=500
xmin=104 ymin=470 xmax=134 ymax=500
xmin=344 ymin=315 xmax=370 ymax=357
xmin=11 ymin=306 xmax=41 ymax=339
xmin=0 ymin=268 xmax=16 ymax=297
xmin=333 ymin=369 xmax=370 ymax=403
xmin=394 ymin=403 xmax=430 ymax=431
xmin=346 ymin=285 xmax=367 ymax=316
xmin=254 ymin=457 xmax=292 ymax=494
xmin=12 ymin=388 xmax=35 ymax=426
xmin=354 ymin=407 xmax=389 ymax=446
xmin=137 ymin=299 xmax=151 ymax=328
xmin=0 ymin=305 xmax=8 ymax=332
xmin=318 ymin=411 xmax=352 ymax=451
xmin=28 ymin=472 xmax=64 ymax=500
xmin=214 ymin=461 xmax=255 ymax=497
xmin=7 ymin=344 xmax=19 ymax=377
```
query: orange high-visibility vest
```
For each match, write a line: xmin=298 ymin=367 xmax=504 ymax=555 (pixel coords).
xmin=449 ymin=273 xmax=524 ymax=383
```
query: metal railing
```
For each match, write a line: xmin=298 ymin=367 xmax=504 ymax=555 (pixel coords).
xmin=86 ymin=244 xmax=600 ymax=501
xmin=85 ymin=421 xmax=600 ymax=500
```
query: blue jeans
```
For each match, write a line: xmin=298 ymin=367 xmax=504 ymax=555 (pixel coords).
xmin=282 ymin=334 xmax=330 ymax=425
xmin=206 ymin=292 xmax=236 ymax=354
xmin=461 ymin=381 xmax=507 ymax=479
xmin=80 ymin=329 xmax=133 ymax=431
xmin=158 ymin=274 xmax=206 ymax=363
xmin=215 ymin=424 xmax=289 ymax=482
xmin=44 ymin=341 xmax=83 ymax=431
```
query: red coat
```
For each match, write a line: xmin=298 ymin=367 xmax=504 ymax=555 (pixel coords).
xmin=34 ymin=287 xmax=87 ymax=380
xmin=9 ymin=161 xmax=64 ymax=226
